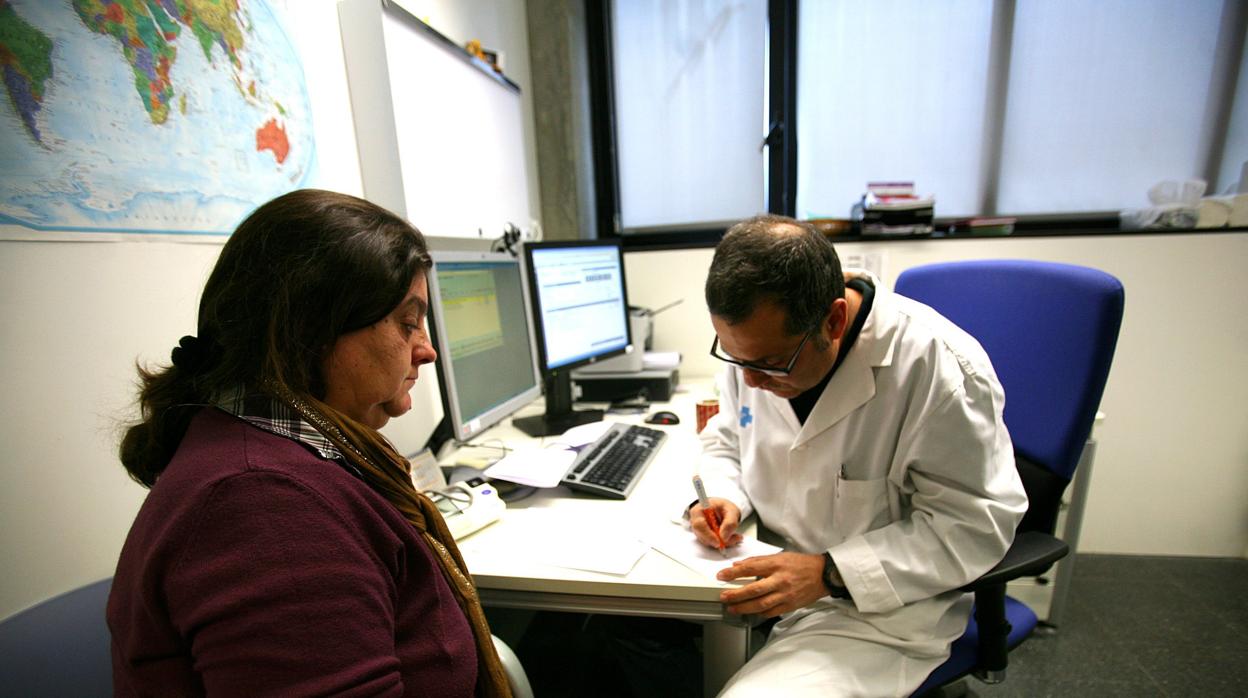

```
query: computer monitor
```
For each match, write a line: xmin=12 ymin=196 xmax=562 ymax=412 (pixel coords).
xmin=426 ymin=250 xmax=543 ymax=447
xmin=513 ymin=239 xmax=633 ymax=437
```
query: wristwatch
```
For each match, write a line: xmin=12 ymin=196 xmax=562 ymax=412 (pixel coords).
xmin=821 ymin=552 xmax=851 ymax=599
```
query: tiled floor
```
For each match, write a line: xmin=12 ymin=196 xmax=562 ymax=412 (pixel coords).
xmin=966 ymin=554 xmax=1248 ymax=697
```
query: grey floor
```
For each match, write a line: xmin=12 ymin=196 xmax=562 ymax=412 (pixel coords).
xmin=967 ymin=553 xmax=1248 ymax=697
xmin=493 ymin=553 xmax=1248 ymax=697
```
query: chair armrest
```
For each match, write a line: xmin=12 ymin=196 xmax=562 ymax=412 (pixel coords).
xmin=954 ymin=533 xmax=1069 ymax=682
xmin=960 ymin=531 xmax=1069 ymax=592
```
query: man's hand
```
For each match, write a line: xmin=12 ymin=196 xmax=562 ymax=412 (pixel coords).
xmin=716 ymin=552 xmax=829 ymax=618
xmin=690 ymin=498 xmax=744 ymax=549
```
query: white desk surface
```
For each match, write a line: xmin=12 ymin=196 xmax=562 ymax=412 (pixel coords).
xmin=453 ymin=383 xmax=728 ymax=603
xmin=445 ymin=383 xmax=752 ymax=696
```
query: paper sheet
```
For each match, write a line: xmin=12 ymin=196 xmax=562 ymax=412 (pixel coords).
xmin=535 ymin=530 xmax=650 ymax=576
xmin=469 ymin=508 xmax=650 ymax=576
xmin=550 ymin=420 xmax=613 ymax=448
xmin=408 ymin=448 xmax=448 ymax=493
xmin=644 ymin=522 xmax=783 ymax=580
xmin=483 ymin=446 xmax=576 ymax=488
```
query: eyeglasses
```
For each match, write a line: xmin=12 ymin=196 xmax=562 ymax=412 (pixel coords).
xmin=709 ymin=330 xmax=814 ymax=376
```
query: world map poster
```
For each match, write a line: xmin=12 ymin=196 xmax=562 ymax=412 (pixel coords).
xmin=0 ymin=0 xmax=316 ymax=236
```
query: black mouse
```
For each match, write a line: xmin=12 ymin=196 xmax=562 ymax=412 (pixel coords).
xmin=645 ymin=410 xmax=680 ymax=425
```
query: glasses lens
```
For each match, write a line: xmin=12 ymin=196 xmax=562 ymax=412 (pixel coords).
xmin=710 ymin=336 xmax=792 ymax=376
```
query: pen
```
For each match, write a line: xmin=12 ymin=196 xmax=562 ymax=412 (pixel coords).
xmin=692 ymin=474 xmax=729 ymax=557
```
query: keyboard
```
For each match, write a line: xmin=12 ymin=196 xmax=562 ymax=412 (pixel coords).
xmin=561 ymin=423 xmax=667 ymax=499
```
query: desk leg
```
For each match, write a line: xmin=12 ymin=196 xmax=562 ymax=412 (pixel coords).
xmin=702 ymin=621 xmax=749 ymax=698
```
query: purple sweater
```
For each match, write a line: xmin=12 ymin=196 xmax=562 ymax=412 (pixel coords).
xmin=108 ymin=409 xmax=477 ymax=696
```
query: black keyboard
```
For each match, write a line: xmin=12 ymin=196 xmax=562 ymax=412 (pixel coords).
xmin=561 ymin=423 xmax=666 ymax=499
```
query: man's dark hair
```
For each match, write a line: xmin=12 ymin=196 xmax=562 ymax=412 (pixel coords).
xmin=705 ymin=214 xmax=844 ymax=336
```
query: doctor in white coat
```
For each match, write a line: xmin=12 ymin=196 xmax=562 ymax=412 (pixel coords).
xmin=693 ymin=215 xmax=1028 ymax=697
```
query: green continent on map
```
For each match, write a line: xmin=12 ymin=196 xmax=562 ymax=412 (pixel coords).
xmin=72 ymin=0 xmax=179 ymax=124
xmin=0 ymin=0 xmax=54 ymax=144
xmin=72 ymin=0 xmax=247 ymax=126
xmin=184 ymin=0 xmax=245 ymax=69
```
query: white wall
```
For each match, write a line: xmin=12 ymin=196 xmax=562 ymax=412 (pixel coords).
xmin=0 ymin=0 xmax=534 ymax=621
xmin=625 ymin=232 xmax=1248 ymax=559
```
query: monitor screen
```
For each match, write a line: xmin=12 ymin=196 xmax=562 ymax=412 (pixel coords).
xmin=427 ymin=251 xmax=542 ymax=442
xmin=511 ymin=240 xmax=632 ymax=437
xmin=525 ymin=241 xmax=631 ymax=371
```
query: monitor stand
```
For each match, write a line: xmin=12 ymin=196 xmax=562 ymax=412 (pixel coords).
xmin=513 ymin=370 xmax=603 ymax=437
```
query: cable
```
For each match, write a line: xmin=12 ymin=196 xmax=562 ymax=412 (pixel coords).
xmin=490 ymin=223 xmax=522 ymax=257
xmin=461 ymin=438 xmax=511 ymax=455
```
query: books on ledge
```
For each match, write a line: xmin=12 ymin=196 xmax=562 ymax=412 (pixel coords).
xmin=854 ymin=182 xmax=935 ymax=235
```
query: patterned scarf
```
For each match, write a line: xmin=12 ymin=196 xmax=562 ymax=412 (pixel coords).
xmin=266 ymin=381 xmax=511 ymax=697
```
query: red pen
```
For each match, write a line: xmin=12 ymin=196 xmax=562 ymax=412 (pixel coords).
xmin=692 ymin=475 xmax=729 ymax=556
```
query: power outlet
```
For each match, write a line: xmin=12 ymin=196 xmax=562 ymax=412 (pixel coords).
xmin=841 ymin=250 xmax=887 ymax=280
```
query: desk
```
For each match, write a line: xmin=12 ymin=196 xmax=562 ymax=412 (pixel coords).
xmin=448 ymin=386 xmax=750 ymax=698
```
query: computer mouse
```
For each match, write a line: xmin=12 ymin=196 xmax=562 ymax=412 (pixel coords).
xmin=645 ymin=410 xmax=680 ymax=425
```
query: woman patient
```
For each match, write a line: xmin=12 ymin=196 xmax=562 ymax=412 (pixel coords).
xmin=109 ymin=190 xmax=511 ymax=696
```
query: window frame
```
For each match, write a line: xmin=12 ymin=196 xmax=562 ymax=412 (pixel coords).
xmin=587 ymin=0 xmax=794 ymax=250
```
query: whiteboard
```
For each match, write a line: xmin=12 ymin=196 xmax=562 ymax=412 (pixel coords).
xmin=338 ymin=0 xmax=531 ymax=239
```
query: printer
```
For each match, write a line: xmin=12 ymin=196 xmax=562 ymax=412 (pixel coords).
xmin=573 ymin=306 xmax=679 ymax=403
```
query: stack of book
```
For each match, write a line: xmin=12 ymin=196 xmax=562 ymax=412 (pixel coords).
xmin=966 ymin=216 xmax=1016 ymax=236
xmin=852 ymin=182 xmax=934 ymax=235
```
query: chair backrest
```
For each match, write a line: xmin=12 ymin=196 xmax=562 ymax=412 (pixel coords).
xmin=0 ymin=577 xmax=113 ymax=697
xmin=895 ymin=260 xmax=1123 ymax=530
xmin=492 ymin=633 xmax=535 ymax=698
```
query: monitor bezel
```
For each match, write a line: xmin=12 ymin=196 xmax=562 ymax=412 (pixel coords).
xmin=426 ymin=249 xmax=544 ymax=443
xmin=521 ymin=238 xmax=634 ymax=375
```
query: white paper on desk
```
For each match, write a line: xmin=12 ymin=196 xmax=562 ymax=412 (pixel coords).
xmin=535 ymin=531 xmax=650 ymax=576
xmin=408 ymin=448 xmax=447 ymax=493
xmin=483 ymin=447 xmax=576 ymax=488
xmin=644 ymin=522 xmax=783 ymax=581
xmin=486 ymin=509 xmax=650 ymax=576
xmin=551 ymin=420 xmax=613 ymax=448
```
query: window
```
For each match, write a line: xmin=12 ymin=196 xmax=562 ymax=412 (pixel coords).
xmin=796 ymin=1 xmax=995 ymax=219
xmin=592 ymin=0 xmax=1248 ymax=242
xmin=610 ymin=0 xmax=768 ymax=231
xmin=997 ymin=0 xmax=1230 ymax=214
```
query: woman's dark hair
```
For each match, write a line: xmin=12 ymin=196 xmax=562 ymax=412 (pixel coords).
xmin=119 ymin=189 xmax=431 ymax=486
xmin=705 ymin=214 xmax=844 ymax=336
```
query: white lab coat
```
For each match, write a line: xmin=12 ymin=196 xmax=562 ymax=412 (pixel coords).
xmin=701 ymin=271 xmax=1028 ymax=697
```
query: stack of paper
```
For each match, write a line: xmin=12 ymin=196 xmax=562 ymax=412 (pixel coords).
xmin=643 ymin=351 xmax=682 ymax=371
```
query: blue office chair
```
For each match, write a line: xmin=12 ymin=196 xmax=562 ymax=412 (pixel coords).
xmin=896 ymin=260 xmax=1124 ymax=696
xmin=0 ymin=577 xmax=114 ymax=697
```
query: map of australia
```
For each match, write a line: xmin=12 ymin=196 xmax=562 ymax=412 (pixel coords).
xmin=0 ymin=0 xmax=314 ymax=235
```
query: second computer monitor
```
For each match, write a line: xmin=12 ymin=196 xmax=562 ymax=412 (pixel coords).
xmin=426 ymin=250 xmax=543 ymax=443
xmin=515 ymin=239 xmax=633 ymax=437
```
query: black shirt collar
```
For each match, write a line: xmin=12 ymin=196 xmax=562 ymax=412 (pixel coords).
xmin=788 ymin=276 xmax=876 ymax=425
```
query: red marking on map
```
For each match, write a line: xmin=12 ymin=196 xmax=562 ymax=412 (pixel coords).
xmin=255 ymin=118 xmax=289 ymax=164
